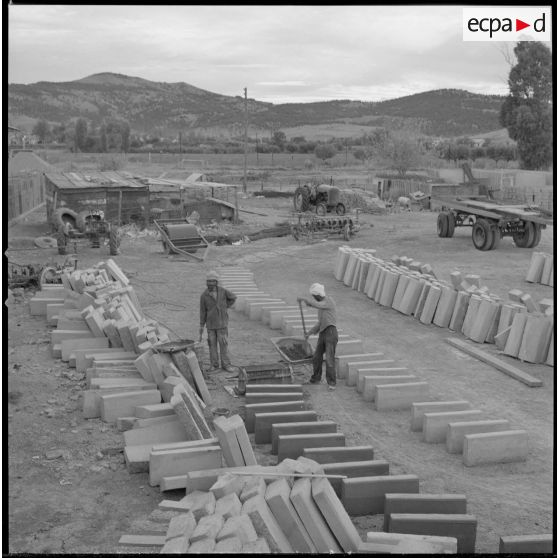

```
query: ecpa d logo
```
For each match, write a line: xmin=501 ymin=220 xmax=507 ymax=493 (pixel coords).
xmin=463 ymin=7 xmax=551 ymax=42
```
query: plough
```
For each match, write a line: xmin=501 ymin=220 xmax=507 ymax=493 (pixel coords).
xmin=290 ymin=211 xmax=361 ymax=242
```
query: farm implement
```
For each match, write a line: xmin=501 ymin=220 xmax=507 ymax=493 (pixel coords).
xmin=290 ymin=211 xmax=361 ymax=242
xmin=153 ymin=217 xmax=210 ymax=261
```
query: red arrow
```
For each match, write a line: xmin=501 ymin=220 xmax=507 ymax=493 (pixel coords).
xmin=516 ymin=19 xmax=530 ymax=31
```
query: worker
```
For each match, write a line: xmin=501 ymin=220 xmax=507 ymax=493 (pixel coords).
xmin=297 ymin=283 xmax=338 ymax=390
xmin=199 ymin=270 xmax=237 ymax=373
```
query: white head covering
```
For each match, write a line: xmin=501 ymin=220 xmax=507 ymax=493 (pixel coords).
xmin=206 ymin=270 xmax=219 ymax=282
xmin=309 ymin=283 xmax=325 ymax=297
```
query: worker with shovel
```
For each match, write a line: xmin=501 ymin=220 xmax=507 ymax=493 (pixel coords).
xmin=297 ymin=283 xmax=338 ymax=390
xmin=199 ymin=270 xmax=237 ymax=373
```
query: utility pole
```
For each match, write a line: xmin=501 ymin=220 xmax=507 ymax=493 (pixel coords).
xmin=243 ymin=87 xmax=248 ymax=193
xmin=255 ymin=132 xmax=259 ymax=164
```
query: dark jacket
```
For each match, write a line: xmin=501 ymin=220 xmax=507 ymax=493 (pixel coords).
xmin=200 ymin=286 xmax=237 ymax=330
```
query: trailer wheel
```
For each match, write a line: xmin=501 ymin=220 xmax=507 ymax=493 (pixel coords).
xmin=446 ymin=212 xmax=456 ymax=238
xmin=472 ymin=219 xmax=494 ymax=251
xmin=489 ymin=227 xmax=502 ymax=250
xmin=437 ymin=212 xmax=448 ymax=237
xmin=293 ymin=186 xmax=310 ymax=212
xmin=513 ymin=221 xmax=536 ymax=248
xmin=528 ymin=224 xmax=542 ymax=248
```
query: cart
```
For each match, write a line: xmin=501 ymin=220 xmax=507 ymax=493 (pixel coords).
xmin=290 ymin=210 xmax=361 ymax=242
xmin=153 ymin=218 xmax=210 ymax=261
xmin=436 ymin=198 xmax=552 ymax=251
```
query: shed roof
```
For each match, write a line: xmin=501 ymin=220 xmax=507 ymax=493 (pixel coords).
xmin=44 ymin=171 xmax=149 ymax=190
xmin=8 ymin=151 xmax=55 ymax=175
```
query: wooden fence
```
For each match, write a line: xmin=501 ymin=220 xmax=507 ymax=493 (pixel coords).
xmin=7 ymin=173 xmax=45 ymax=222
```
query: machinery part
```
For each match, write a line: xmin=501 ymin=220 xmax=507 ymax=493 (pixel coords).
xmin=56 ymin=227 xmax=68 ymax=255
xmin=335 ymin=203 xmax=346 ymax=216
xmin=528 ymin=224 xmax=542 ymax=248
xmin=316 ymin=202 xmax=327 ymax=216
xmin=490 ymin=227 xmax=501 ymax=250
xmin=513 ymin=221 xmax=536 ymax=248
xmin=293 ymin=186 xmax=311 ymax=212
xmin=472 ymin=218 xmax=494 ymax=251
xmin=291 ymin=225 xmax=301 ymax=241
xmin=161 ymin=240 xmax=171 ymax=254
xmin=34 ymin=236 xmax=58 ymax=249
xmin=39 ymin=266 xmax=59 ymax=285
xmin=437 ymin=212 xmax=449 ymax=237
xmin=446 ymin=212 xmax=456 ymax=238
xmin=76 ymin=210 xmax=103 ymax=233
xmin=53 ymin=208 xmax=79 ymax=231
xmin=108 ymin=226 xmax=120 ymax=256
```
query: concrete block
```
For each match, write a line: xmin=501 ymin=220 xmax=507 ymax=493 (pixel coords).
xmin=399 ymin=277 xmax=425 ymax=315
xmin=336 ymin=353 xmax=384 ymax=379
xmin=312 ymin=477 xmax=362 ymax=552
xmin=277 ymin=432 xmax=346 ymax=461
xmin=210 ymin=472 xmax=247 ymax=499
xmin=123 ymin=419 xmax=191 ymax=447
xmin=322 ymin=460 xmax=389 ymax=497
xmin=499 ymin=534 xmax=553 ymax=554
xmin=180 ymin=490 xmax=216 ymax=521
xmin=419 ymin=284 xmax=442 ymax=324
xmin=264 ymin=479 xmax=316 ymax=553
xmin=391 ymin=274 xmax=411 ymax=312
xmin=463 ymin=430 xmax=529 ymax=466
xmin=214 ymin=415 xmax=245 ymax=467
xmin=290 ymin=478 xmax=342 ymax=553
xmin=461 ymin=294 xmax=482 ymax=338
xmin=268 ymin=307 xmax=301 ymax=328
xmin=432 ymin=286 xmax=458 ymax=328
xmin=271 ymin=421 xmax=337 ymax=454
xmin=51 ymin=329 xmax=95 ymax=346
xmin=60 ymin=337 xmax=110 ymax=361
xmin=117 ymin=534 xmax=166 ymax=547
xmin=244 ymin=384 xmax=302 ymax=395
xmin=245 ymin=392 xmax=303 ymax=405
xmin=186 ymin=466 xmax=277 ymax=493
xmin=149 ymin=446 xmax=222 ymax=487
xmin=383 ymin=494 xmax=467 ymax=532
xmin=216 ymin=513 xmax=258 ymax=544
xmin=364 ymin=532 xmax=458 ymax=553
xmin=248 ymin=301 xmax=287 ymax=321
xmin=375 ymin=382 xmax=430 ymax=411
xmin=346 ymin=360 xmax=396 ymax=387
xmin=187 ymin=538 xmax=215 ymax=552
xmin=254 ymin=410 xmax=317 ymax=444
xmin=422 ymin=410 xmax=484 ymax=443
xmin=388 ymin=513 xmax=476 ymax=553
xmin=99 ymin=389 xmax=161 ymax=423
xmin=30 ymin=297 xmax=65 ymax=316
xmin=410 ymin=401 xmax=471 ymax=432
xmin=160 ymin=536 xmax=189 ymax=553
xmin=241 ymin=537 xmax=271 ymax=553
xmin=446 ymin=419 xmax=511 ymax=454
xmin=336 ymin=338 xmax=364 ymax=356
xmin=239 ymin=476 xmax=267 ymax=503
xmin=362 ymin=374 xmax=416 ymax=399
xmin=245 ymin=401 xmax=306 ymax=433
xmin=228 ymin=414 xmax=257 ymax=466
xmin=468 ymin=298 xmax=499 ymax=343
xmin=166 ymin=511 xmax=196 ymax=541
xmin=448 ymin=290 xmax=471 ymax=332
xmin=189 ymin=513 xmax=224 ymax=543
xmin=241 ymin=495 xmax=293 ymax=553
xmin=214 ymin=536 xmax=242 ymax=553
xmin=518 ymin=315 xmax=553 ymax=364
xmin=341 ymin=474 xmax=419 ymax=515
xmin=135 ymin=403 xmax=174 ymax=418
xmin=302 ymin=445 xmax=374 ymax=464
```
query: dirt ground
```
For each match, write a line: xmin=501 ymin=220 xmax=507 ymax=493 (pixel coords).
xmin=6 ymin=193 xmax=554 ymax=554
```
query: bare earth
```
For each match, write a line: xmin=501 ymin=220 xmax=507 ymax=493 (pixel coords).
xmin=7 ymin=196 xmax=554 ymax=553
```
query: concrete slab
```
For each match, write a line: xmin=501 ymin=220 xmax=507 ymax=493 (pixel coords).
xmin=99 ymin=389 xmax=161 ymax=423
xmin=388 ymin=513 xmax=477 ymax=553
xmin=463 ymin=430 xmax=529 ymax=466
xmin=446 ymin=419 xmax=511 ymax=453
xmin=245 ymin=400 xmax=307 ymax=433
xmin=346 ymin=360 xmax=396 ymax=387
xmin=271 ymin=421 xmax=337 ymax=454
xmin=216 ymin=514 xmax=258 ymax=544
xmin=499 ymin=534 xmax=553 ymax=554
xmin=364 ymin=532 xmax=458 ymax=554
xmin=245 ymin=392 xmax=304 ymax=405
xmin=362 ymin=374 xmax=417 ymax=400
xmin=322 ymin=460 xmax=389 ymax=497
xmin=302 ymin=445 xmax=374 ymax=464
xmin=341 ymin=474 xmax=419 ymax=515
xmin=336 ymin=353 xmax=385 ymax=379
xmin=277 ymin=432 xmax=346 ymax=461
xmin=253 ymin=410 xmax=317 ymax=444
xmin=375 ymin=382 xmax=430 ymax=411
xmin=410 ymin=401 xmax=471 ymax=432
xmin=422 ymin=410 xmax=484 ymax=443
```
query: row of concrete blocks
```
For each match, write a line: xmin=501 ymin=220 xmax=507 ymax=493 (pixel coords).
xmin=216 ymin=270 xmax=366 ymax=356
xmin=246 ymin=386 xmax=474 ymax=553
xmin=525 ymin=251 xmax=554 ymax=286
xmin=333 ymin=247 xmax=554 ymax=366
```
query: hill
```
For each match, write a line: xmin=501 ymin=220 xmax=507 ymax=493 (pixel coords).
xmin=8 ymin=73 xmax=505 ymax=138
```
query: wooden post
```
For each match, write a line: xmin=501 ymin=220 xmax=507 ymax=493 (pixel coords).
xmin=243 ymin=87 xmax=248 ymax=194
xmin=118 ymin=190 xmax=123 ymax=226
xmin=234 ymin=187 xmax=239 ymax=225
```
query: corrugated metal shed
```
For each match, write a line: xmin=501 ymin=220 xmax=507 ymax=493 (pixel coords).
xmin=44 ymin=171 xmax=148 ymax=190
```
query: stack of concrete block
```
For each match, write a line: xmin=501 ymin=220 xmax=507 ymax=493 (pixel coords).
xmin=333 ymin=247 xmax=554 ymax=366
xmin=214 ymin=414 xmax=257 ymax=468
xmin=410 ymin=400 xmax=529 ymax=466
xmin=498 ymin=533 xmax=553 ymax=554
xmin=122 ymin=455 xmax=369 ymax=553
xmin=525 ymin=251 xmax=554 ymax=286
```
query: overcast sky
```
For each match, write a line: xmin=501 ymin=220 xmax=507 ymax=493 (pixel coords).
xmin=7 ymin=5 xmax=548 ymax=103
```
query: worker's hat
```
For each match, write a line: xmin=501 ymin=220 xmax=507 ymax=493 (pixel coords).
xmin=309 ymin=283 xmax=325 ymax=297
xmin=206 ymin=270 xmax=219 ymax=282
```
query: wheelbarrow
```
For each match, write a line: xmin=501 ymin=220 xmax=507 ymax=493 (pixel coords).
xmin=270 ymin=301 xmax=314 ymax=364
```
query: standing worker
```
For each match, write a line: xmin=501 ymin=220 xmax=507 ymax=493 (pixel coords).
xmin=297 ymin=283 xmax=338 ymax=390
xmin=199 ymin=270 xmax=237 ymax=373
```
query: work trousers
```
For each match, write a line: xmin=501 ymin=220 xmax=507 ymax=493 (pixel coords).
xmin=207 ymin=327 xmax=231 ymax=368
xmin=311 ymin=325 xmax=338 ymax=385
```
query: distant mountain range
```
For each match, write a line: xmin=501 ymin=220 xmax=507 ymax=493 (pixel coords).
xmin=8 ymin=72 xmax=506 ymax=138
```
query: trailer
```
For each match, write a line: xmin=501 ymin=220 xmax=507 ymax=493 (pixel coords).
xmin=436 ymin=198 xmax=551 ymax=251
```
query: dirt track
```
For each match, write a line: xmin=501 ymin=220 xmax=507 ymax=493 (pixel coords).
xmin=7 ymin=198 xmax=554 ymax=553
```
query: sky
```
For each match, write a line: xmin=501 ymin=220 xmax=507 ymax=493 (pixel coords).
xmin=7 ymin=5 xmax=551 ymax=104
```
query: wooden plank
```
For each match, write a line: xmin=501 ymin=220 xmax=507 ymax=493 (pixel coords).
xmin=445 ymin=338 xmax=542 ymax=387
xmin=118 ymin=534 xmax=165 ymax=547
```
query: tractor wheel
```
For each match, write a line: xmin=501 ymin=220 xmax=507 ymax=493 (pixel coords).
xmin=109 ymin=226 xmax=121 ymax=255
xmin=335 ymin=203 xmax=346 ymax=215
xmin=53 ymin=208 xmax=79 ymax=232
xmin=293 ymin=186 xmax=310 ymax=212
xmin=316 ymin=202 xmax=327 ymax=216
xmin=528 ymin=224 xmax=542 ymax=248
xmin=343 ymin=223 xmax=351 ymax=241
xmin=40 ymin=266 xmax=59 ymax=286
xmin=513 ymin=221 xmax=536 ymax=248
xmin=446 ymin=212 xmax=456 ymax=238
xmin=437 ymin=212 xmax=448 ymax=237
xmin=472 ymin=219 xmax=494 ymax=251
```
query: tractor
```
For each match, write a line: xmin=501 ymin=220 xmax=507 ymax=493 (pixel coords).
xmin=293 ymin=183 xmax=346 ymax=215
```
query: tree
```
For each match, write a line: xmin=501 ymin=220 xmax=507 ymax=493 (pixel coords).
xmin=32 ymin=119 xmax=50 ymax=143
xmin=75 ymin=118 xmax=88 ymax=152
xmin=314 ymin=143 xmax=336 ymax=163
xmin=272 ymin=130 xmax=286 ymax=151
xmin=500 ymin=42 xmax=552 ymax=170
xmin=377 ymin=135 xmax=421 ymax=176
